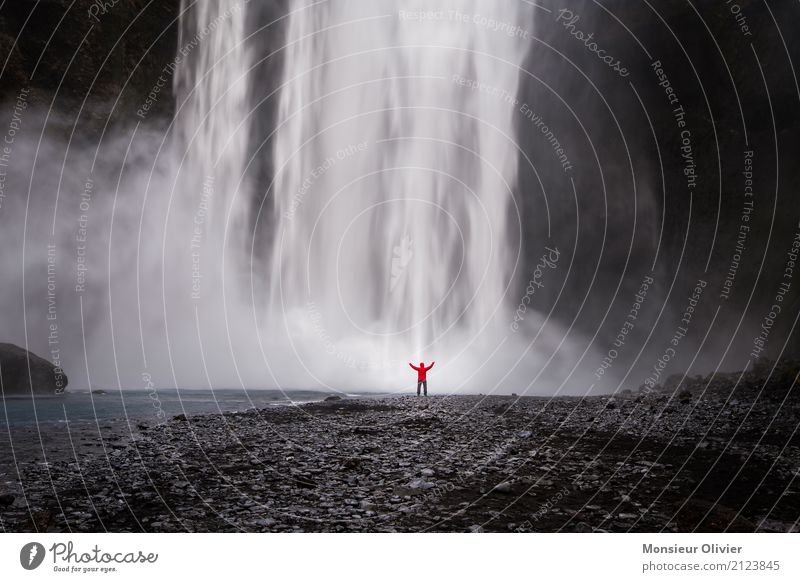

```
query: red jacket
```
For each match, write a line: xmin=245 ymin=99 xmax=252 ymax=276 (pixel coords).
xmin=409 ymin=362 xmax=434 ymax=381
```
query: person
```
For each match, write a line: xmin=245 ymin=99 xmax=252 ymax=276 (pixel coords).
xmin=409 ymin=361 xmax=435 ymax=396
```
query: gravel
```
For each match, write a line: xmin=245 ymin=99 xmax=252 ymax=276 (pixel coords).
xmin=1 ymin=366 xmax=799 ymax=533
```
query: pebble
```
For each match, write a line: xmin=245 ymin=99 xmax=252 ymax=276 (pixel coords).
xmin=2 ymin=370 xmax=799 ymax=533
xmin=493 ymin=482 xmax=512 ymax=494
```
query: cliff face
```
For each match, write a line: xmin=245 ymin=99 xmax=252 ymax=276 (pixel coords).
xmin=520 ymin=0 xmax=800 ymax=365
xmin=0 ymin=0 xmax=179 ymax=131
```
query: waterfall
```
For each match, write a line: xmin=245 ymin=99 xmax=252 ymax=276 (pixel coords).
xmin=267 ymin=1 xmax=532 ymax=385
xmin=0 ymin=0 xmax=590 ymax=394
xmin=168 ymin=1 xmax=583 ymax=392
xmin=174 ymin=0 xmax=251 ymax=243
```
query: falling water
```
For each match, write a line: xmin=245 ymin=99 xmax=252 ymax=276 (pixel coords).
xmin=174 ymin=0 xmax=251 ymax=242
xmin=0 ymin=0 xmax=593 ymax=394
xmin=266 ymin=1 xmax=532 ymax=386
xmin=170 ymin=1 xmax=589 ymax=392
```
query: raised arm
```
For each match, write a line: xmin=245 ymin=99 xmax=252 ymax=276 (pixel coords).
xmin=425 ymin=361 xmax=435 ymax=371
xmin=409 ymin=363 xmax=420 ymax=371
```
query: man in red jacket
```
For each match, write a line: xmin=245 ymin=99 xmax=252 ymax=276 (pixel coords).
xmin=409 ymin=361 xmax=435 ymax=396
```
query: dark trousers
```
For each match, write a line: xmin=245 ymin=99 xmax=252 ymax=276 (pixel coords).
xmin=417 ymin=380 xmax=427 ymax=396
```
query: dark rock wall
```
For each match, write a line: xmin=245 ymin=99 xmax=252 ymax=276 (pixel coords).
xmin=520 ymin=0 xmax=800 ymax=372
xmin=0 ymin=0 xmax=179 ymax=132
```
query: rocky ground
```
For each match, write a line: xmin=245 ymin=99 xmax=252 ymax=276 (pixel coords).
xmin=1 ymin=363 xmax=800 ymax=533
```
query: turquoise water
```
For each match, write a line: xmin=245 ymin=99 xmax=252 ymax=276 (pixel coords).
xmin=0 ymin=389 xmax=331 ymax=427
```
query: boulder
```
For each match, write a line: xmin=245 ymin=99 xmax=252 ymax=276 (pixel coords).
xmin=0 ymin=343 xmax=67 ymax=396
xmin=324 ymin=395 xmax=343 ymax=402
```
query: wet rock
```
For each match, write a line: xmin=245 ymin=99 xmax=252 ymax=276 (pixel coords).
xmin=0 ymin=343 xmax=68 ymax=395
